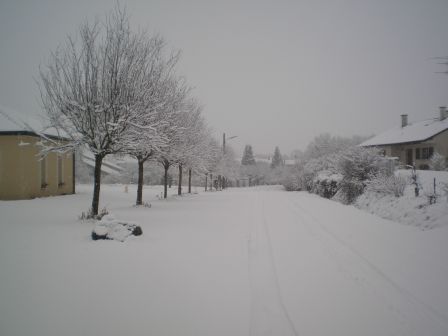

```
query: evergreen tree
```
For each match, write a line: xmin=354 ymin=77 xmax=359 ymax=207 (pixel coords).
xmin=271 ymin=146 xmax=283 ymax=168
xmin=241 ymin=145 xmax=256 ymax=165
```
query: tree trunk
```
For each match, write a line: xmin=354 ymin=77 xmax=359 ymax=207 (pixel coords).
xmin=188 ymin=169 xmax=192 ymax=193
xmin=91 ymin=154 xmax=103 ymax=216
xmin=178 ymin=164 xmax=182 ymax=196
xmin=210 ymin=173 xmax=213 ymax=191
xmin=136 ymin=157 xmax=144 ymax=205
xmin=205 ymin=174 xmax=208 ymax=191
xmin=164 ymin=163 xmax=169 ymax=199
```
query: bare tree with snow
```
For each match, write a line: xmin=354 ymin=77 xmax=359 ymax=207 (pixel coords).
xmin=39 ymin=6 xmax=155 ymax=215
xmin=123 ymin=45 xmax=187 ymax=205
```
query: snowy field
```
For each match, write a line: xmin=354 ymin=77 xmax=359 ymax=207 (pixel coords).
xmin=1 ymin=185 xmax=448 ymax=336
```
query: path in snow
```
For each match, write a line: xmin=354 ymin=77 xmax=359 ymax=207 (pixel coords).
xmin=286 ymin=195 xmax=448 ymax=333
xmin=1 ymin=185 xmax=448 ymax=336
xmin=247 ymin=192 xmax=299 ymax=336
xmin=260 ymin=190 xmax=448 ymax=336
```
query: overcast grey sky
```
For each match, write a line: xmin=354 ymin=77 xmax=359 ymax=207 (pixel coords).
xmin=1 ymin=0 xmax=448 ymax=156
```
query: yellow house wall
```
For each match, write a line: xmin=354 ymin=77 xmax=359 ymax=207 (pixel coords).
xmin=0 ymin=135 xmax=74 ymax=200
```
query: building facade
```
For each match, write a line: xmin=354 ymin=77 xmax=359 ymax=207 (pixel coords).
xmin=360 ymin=107 xmax=448 ymax=169
xmin=0 ymin=132 xmax=75 ymax=200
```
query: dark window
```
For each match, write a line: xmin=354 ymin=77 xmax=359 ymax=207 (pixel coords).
xmin=421 ymin=147 xmax=434 ymax=159
xmin=40 ymin=157 xmax=47 ymax=188
xmin=415 ymin=148 xmax=420 ymax=160
xmin=58 ymin=155 xmax=64 ymax=186
xmin=406 ymin=148 xmax=413 ymax=166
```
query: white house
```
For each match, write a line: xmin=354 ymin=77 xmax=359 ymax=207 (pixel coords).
xmin=360 ymin=107 xmax=448 ymax=169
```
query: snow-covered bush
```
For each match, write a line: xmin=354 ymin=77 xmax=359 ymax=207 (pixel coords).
xmin=312 ymin=170 xmax=342 ymax=199
xmin=299 ymin=154 xmax=339 ymax=192
xmin=336 ymin=147 xmax=385 ymax=204
xmin=430 ymin=152 xmax=447 ymax=171
xmin=442 ymin=182 xmax=448 ymax=202
xmin=79 ymin=207 xmax=109 ymax=221
xmin=92 ymin=215 xmax=142 ymax=242
xmin=365 ymin=172 xmax=407 ymax=197
xmin=283 ymin=134 xmax=371 ymax=194
xmin=282 ymin=174 xmax=301 ymax=191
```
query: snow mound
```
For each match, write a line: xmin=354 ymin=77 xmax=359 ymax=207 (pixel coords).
xmin=356 ymin=170 xmax=448 ymax=230
xmin=92 ymin=214 xmax=142 ymax=242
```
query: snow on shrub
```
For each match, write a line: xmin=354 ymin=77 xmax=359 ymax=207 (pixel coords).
xmin=442 ymin=182 xmax=448 ymax=203
xmin=430 ymin=152 xmax=447 ymax=171
xmin=365 ymin=172 xmax=407 ymax=197
xmin=282 ymin=174 xmax=301 ymax=191
xmin=356 ymin=170 xmax=448 ymax=229
xmin=92 ymin=214 xmax=142 ymax=242
xmin=293 ymin=154 xmax=340 ymax=193
xmin=336 ymin=146 xmax=385 ymax=204
xmin=312 ymin=170 xmax=342 ymax=199
xmin=79 ymin=207 xmax=109 ymax=221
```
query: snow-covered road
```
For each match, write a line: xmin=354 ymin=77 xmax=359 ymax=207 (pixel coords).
xmin=1 ymin=185 xmax=448 ymax=336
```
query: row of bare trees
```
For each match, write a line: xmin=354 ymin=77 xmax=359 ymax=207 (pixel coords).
xmin=38 ymin=6 xmax=226 ymax=216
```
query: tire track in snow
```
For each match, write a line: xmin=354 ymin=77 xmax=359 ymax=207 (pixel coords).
xmin=247 ymin=192 xmax=299 ymax=336
xmin=285 ymin=194 xmax=448 ymax=336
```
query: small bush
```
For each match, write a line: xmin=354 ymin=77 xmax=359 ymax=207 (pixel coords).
xmin=79 ymin=207 xmax=109 ymax=221
xmin=365 ymin=173 xmax=407 ymax=197
xmin=312 ymin=171 xmax=341 ymax=199
xmin=282 ymin=175 xmax=300 ymax=191
xmin=337 ymin=147 xmax=385 ymax=204
xmin=430 ymin=152 xmax=447 ymax=171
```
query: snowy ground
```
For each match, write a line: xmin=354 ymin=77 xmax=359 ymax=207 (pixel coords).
xmin=1 ymin=185 xmax=448 ymax=336
xmin=356 ymin=170 xmax=448 ymax=230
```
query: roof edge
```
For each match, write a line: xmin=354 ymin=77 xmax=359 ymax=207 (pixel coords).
xmin=0 ymin=130 xmax=70 ymax=142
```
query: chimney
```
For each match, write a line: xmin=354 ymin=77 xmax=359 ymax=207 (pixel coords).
xmin=401 ymin=114 xmax=408 ymax=128
xmin=439 ymin=106 xmax=447 ymax=121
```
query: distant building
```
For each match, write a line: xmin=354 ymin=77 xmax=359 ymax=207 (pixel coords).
xmin=360 ymin=107 xmax=448 ymax=169
xmin=0 ymin=108 xmax=75 ymax=200
xmin=80 ymin=150 xmax=124 ymax=178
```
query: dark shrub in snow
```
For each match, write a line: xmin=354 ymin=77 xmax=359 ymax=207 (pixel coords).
xmin=91 ymin=229 xmax=108 ymax=240
xmin=132 ymin=225 xmax=143 ymax=236
xmin=312 ymin=171 xmax=342 ymax=199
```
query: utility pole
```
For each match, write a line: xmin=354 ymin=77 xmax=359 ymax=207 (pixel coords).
xmin=223 ymin=133 xmax=226 ymax=154
xmin=221 ymin=132 xmax=237 ymax=189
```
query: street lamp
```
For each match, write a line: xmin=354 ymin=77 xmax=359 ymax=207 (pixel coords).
xmin=223 ymin=133 xmax=238 ymax=154
xmin=221 ymin=133 xmax=238 ymax=190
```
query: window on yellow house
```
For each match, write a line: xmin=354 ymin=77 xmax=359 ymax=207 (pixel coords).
xmin=58 ymin=155 xmax=64 ymax=186
xmin=40 ymin=157 xmax=47 ymax=188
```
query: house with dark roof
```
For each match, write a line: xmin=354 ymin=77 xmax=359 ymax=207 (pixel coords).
xmin=0 ymin=107 xmax=75 ymax=200
xmin=360 ymin=107 xmax=448 ymax=169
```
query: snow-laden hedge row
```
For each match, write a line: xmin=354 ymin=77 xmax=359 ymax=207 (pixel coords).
xmin=282 ymin=134 xmax=448 ymax=229
xmin=283 ymin=145 xmax=389 ymax=203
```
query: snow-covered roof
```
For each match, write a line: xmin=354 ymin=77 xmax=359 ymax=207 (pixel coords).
xmin=0 ymin=105 xmax=41 ymax=132
xmin=360 ymin=117 xmax=448 ymax=147
xmin=0 ymin=105 xmax=65 ymax=139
